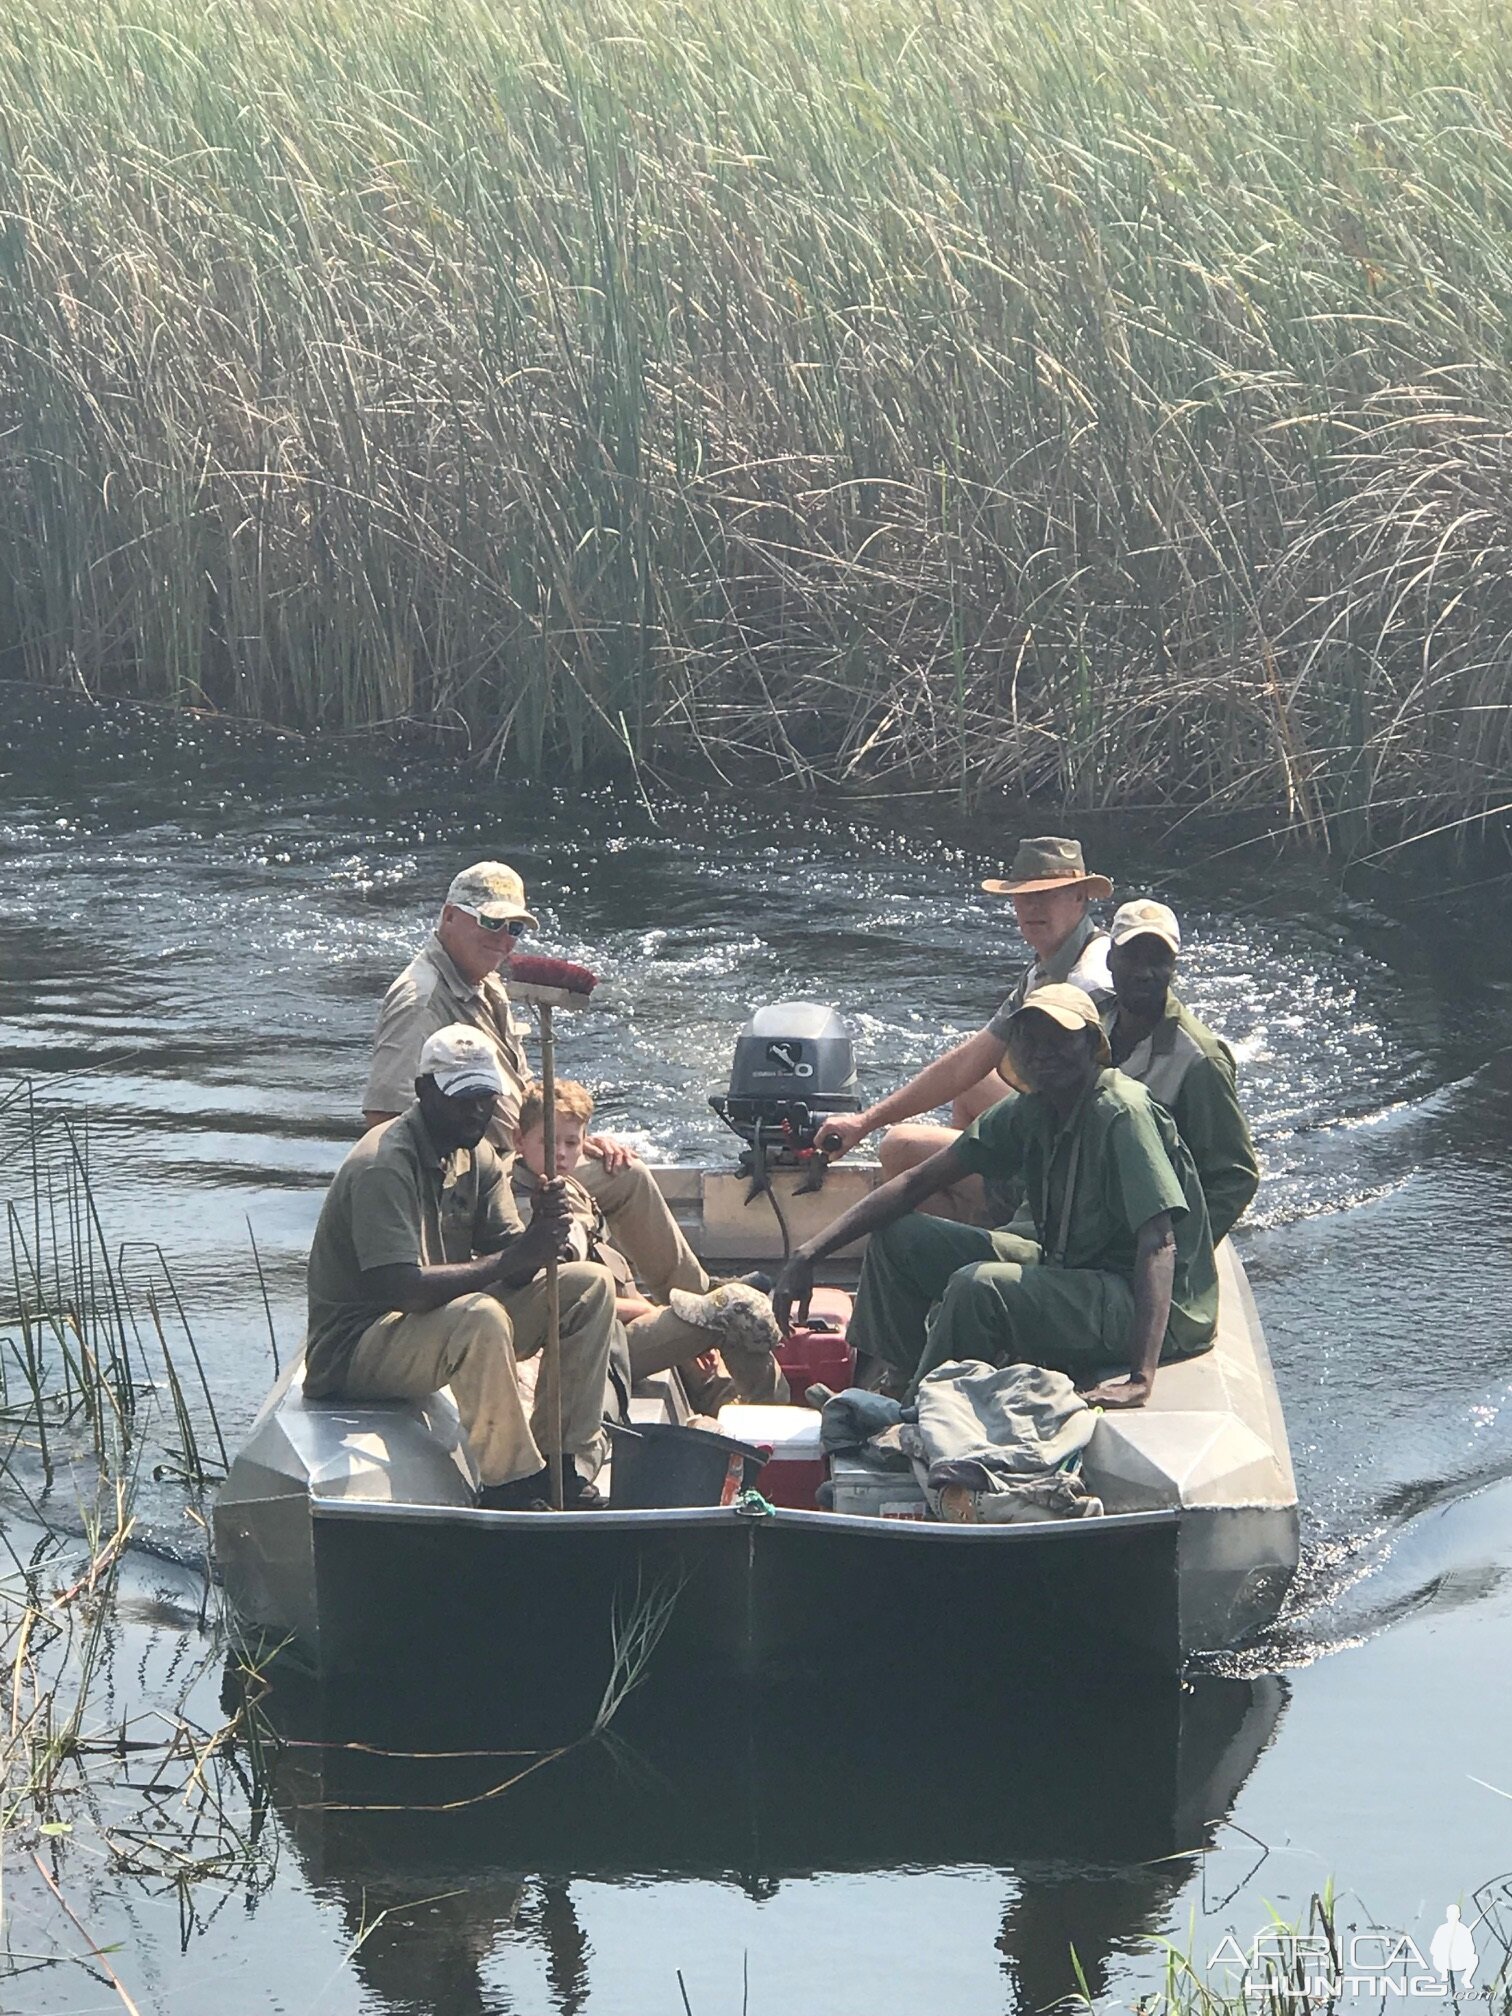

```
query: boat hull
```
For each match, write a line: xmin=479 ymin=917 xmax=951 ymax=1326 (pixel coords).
xmin=289 ymin=1497 xmax=1180 ymax=1745
xmin=214 ymin=1162 xmax=1298 ymax=1728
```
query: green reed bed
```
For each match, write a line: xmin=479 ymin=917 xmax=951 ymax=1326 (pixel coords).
xmin=0 ymin=1090 xmax=262 ymax=1991
xmin=2 ymin=0 xmax=1512 ymax=838
xmin=0 ymin=1091 xmax=684 ymax=1999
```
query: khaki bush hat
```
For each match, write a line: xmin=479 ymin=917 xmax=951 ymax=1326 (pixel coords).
xmin=445 ymin=860 xmax=539 ymax=929
xmin=1110 ymin=899 xmax=1181 ymax=954
xmin=1008 ymin=982 xmax=1113 ymax=1065
xmin=982 ymin=836 xmax=1113 ymax=901
xmin=417 ymin=1024 xmax=507 ymax=1099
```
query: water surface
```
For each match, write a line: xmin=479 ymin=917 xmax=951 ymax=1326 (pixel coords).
xmin=2 ymin=698 xmax=1510 ymax=2014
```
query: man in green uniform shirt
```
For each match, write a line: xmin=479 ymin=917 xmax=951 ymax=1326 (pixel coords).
xmin=1105 ymin=899 xmax=1259 ymax=1245
xmin=772 ymin=985 xmax=1218 ymax=1409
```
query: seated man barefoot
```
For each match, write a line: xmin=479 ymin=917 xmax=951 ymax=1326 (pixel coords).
xmin=306 ymin=1024 xmax=616 ymax=1509
xmin=511 ymin=1079 xmax=788 ymax=1408
xmin=817 ymin=836 xmax=1113 ymax=1224
xmin=1106 ymin=900 xmax=1259 ymax=1244
xmin=773 ymin=985 xmax=1217 ymax=1410
xmin=363 ymin=859 xmax=709 ymax=1304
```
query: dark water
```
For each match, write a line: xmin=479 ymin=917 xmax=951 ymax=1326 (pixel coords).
xmin=3 ymin=700 xmax=1512 ymax=2014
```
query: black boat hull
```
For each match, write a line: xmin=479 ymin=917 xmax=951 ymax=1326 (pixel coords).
xmin=295 ymin=1499 xmax=1181 ymax=1746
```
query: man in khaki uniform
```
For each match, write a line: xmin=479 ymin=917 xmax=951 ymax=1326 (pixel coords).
xmin=818 ymin=836 xmax=1115 ymax=1223
xmin=309 ymin=1024 xmax=616 ymax=1509
xmin=1105 ymin=900 xmax=1259 ymax=1245
xmin=362 ymin=861 xmax=708 ymax=1305
xmin=774 ymin=986 xmax=1217 ymax=1409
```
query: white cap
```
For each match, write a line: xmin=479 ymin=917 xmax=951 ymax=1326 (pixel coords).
xmin=1109 ymin=899 xmax=1181 ymax=954
xmin=417 ymin=1024 xmax=506 ymax=1100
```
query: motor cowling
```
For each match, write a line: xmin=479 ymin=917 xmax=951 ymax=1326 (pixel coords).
xmin=710 ymin=1002 xmax=860 ymax=1160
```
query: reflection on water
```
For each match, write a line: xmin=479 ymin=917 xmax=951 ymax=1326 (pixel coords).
xmin=3 ymin=696 xmax=1512 ymax=2012
xmin=262 ymin=1665 xmax=1284 ymax=2016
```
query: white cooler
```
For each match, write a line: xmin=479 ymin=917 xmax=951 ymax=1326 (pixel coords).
xmin=717 ymin=1403 xmax=827 ymax=1510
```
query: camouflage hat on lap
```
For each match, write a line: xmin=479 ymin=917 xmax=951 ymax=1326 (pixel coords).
xmin=669 ymin=1281 xmax=782 ymax=1356
xmin=982 ymin=836 xmax=1113 ymax=901
xmin=444 ymin=860 xmax=539 ymax=929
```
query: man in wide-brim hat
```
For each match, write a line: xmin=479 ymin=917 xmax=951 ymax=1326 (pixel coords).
xmin=817 ymin=836 xmax=1114 ymax=1223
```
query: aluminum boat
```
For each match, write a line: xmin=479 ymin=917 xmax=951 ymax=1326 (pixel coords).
xmin=215 ymin=1158 xmax=1298 ymax=1738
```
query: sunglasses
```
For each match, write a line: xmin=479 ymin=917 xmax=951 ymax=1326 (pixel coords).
xmin=454 ymin=905 xmax=528 ymax=938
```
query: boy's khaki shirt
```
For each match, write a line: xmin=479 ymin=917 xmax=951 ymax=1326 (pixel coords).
xmin=510 ymin=1163 xmax=636 ymax=1293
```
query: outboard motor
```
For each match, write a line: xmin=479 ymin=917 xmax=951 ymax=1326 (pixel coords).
xmin=710 ymin=1003 xmax=861 ymax=1177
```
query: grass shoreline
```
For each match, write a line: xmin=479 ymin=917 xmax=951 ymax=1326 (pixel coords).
xmin=3 ymin=0 xmax=1512 ymax=843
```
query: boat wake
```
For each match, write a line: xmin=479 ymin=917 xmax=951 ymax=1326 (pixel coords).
xmin=1201 ymin=1438 xmax=1512 ymax=1678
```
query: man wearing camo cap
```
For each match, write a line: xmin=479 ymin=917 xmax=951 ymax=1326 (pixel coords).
xmin=363 ymin=860 xmax=709 ymax=1305
xmin=1106 ymin=899 xmax=1259 ymax=1244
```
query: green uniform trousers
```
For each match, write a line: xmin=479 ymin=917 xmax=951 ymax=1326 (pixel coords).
xmin=851 ymin=1213 xmax=1137 ymax=1389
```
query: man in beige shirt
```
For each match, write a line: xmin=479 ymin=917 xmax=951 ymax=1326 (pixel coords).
xmin=362 ymin=861 xmax=708 ymax=1305
xmin=310 ymin=1025 xmax=616 ymax=1509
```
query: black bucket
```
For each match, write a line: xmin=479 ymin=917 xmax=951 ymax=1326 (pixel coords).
xmin=607 ymin=1420 xmax=769 ymax=1509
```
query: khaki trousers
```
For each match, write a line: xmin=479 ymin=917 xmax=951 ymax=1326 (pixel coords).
xmin=575 ymin=1157 xmax=708 ymax=1302
xmin=624 ymin=1303 xmax=789 ymax=1407
xmin=342 ymin=1263 xmax=617 ymax=1487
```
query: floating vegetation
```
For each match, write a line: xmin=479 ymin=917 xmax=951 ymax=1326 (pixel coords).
xmin=0 ymin=1100 xmax=225 ymax=1490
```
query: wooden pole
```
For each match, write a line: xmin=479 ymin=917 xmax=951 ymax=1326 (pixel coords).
xmin=539 ymin=1003 xmax=565 ymax=1511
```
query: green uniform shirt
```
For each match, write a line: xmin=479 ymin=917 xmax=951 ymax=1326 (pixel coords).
xmin=304 ymin=1105 xmax=521 ymax=1395
xmin=1109 ymin=994 xmax=1259 ymax=1244
xmin=955 ymin=1068 xmax=1219 ymax=1355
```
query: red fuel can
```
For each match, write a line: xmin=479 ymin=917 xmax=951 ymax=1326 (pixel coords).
xmin=775 ymin=1285 xmax=856 ymax=1409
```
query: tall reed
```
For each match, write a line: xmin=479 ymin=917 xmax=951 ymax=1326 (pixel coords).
xmin=2 ymin=0 xmax=1512 ymax=839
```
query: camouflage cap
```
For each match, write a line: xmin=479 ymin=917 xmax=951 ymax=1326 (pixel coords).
xmin=669 ymin=1281 xmax=781 ymax=1356
xmin=444 ymin=860 xmax=539 ymax=929
xmin=1110 ymin=899 xmax=1181 ymax=954
xmin=1009 ymin=981 xmax=1113 ymax=1064
xmin=982 ymin=836 xmax=1113 ymax=901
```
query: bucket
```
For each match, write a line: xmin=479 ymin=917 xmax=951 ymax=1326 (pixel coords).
xmin=607 ymin=1420 xmax=769 ymax=1509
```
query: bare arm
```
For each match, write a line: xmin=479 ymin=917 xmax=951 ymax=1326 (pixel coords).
xmin=819 ymin=1028 xmax=1011 ymax=1157
xmin=772 ymin=1139 xmax=973 ymax=1332
xmin=1080 ymin=1212 xmax=1175 ymax=1410
xmin=363 ymin=1109 xmax=400 ymax=1131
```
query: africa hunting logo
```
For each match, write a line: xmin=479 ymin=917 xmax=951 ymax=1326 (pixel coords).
xmin=1208 ymin=1878 xmax=1512 ymax=2004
